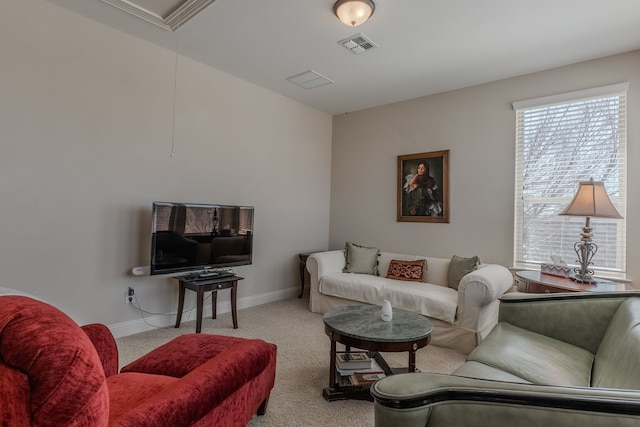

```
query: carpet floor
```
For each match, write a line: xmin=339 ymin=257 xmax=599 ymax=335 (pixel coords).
xmin=116 ymin=297 xmax=466 ymax=426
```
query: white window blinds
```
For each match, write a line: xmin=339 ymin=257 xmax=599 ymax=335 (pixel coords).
xmin=513 ymin=83 xmax=628 ymax=278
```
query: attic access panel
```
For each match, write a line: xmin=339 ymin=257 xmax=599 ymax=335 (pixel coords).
xmin=100 ymin=0 xmax=215 ymax=31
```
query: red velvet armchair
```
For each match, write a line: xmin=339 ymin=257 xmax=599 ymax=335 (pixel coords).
xmin=0 ymin=295 xmax=277 ymax=426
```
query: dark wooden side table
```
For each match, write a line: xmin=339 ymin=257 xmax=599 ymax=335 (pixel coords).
xmin=174 ymin=275 xmax=243 ymax=333
xmin=514 ymin=270 xmax=623 ymax=293
xmin=322 ymin=305 xmax=433 ymax=402
xmin=298 ymin=252 xmax=312 ymax=298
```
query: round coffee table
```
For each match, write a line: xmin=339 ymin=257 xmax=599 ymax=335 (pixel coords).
xmin=322 ymin=305 xmax=433 ymax=401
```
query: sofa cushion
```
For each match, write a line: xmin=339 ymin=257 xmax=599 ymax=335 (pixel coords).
xmin=107 ymin=373 xmax=177 ymax=423
xmin=386 ymin=259 xmax=426 ymax=282
xmin=592 ymin=298 xmax=640 ymax=390
xmin=465 ymin=322 xmax=594 ymax=387
xmin=343 ymin=242 xmax=380 ymax=275
xmin=447 ymin=255 xmax=480 ymax=290
xmin=381 ymin=279 xmax=458 ymax=324
xmin=121 ymin=334 xmax=248 ymax=377
xmin=319 ymin=273 xmax=458 ymax=324
xmin=453 ymin=361 xmax=531 ymax=384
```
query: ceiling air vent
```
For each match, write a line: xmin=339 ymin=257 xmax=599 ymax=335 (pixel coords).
xmin=338 ymin=33 xmax=378 ymax=54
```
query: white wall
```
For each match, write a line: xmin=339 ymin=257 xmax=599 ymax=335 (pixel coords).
xmin=0 ymin=1 xmax=332 ymax=332
xmin=331 ymin=51 xmax=640 ymax=286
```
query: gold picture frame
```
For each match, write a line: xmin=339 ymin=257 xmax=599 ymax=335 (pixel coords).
xmin=397 ymin=150 xmax=449 ymax=223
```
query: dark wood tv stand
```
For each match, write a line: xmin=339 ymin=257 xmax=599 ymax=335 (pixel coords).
xmin=174 ymin=275 xmax=243 ymax=333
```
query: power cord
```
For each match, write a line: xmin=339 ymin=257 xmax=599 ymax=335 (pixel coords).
xmin=128 ymin=293 xmax=210 ymax=329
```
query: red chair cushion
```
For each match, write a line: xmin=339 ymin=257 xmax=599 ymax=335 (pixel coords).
xmin=107 ymin=372 xmax=177 ymax=423
xmin=121 ymin=334 xmax=249 ymax=377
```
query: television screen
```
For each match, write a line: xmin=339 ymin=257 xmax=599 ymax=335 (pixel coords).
xmin=150 ymin=202 xmax=254 ymax=275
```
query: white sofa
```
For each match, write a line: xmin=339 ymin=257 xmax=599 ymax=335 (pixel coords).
xmin=307 ymin=250 xmax=514 ymax=354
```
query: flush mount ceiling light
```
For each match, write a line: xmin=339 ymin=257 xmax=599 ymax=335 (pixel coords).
xmin=333 ymin=0 xmax=375 ymax=27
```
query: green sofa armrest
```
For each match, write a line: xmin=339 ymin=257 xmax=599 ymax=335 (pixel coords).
xmin=372 ymin=373 xmax=640 ymax=427
xmin=497 ymin=292 xmax=640 ymax=353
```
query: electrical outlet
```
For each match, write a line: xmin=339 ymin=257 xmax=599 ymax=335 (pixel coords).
xmin=126 ymin=287 xmax=134 ymax=304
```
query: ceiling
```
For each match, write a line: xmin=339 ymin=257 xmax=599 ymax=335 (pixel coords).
xmin=47 ymin=0 xmax=640 ymax=115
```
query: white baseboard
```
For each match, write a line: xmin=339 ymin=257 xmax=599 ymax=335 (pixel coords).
xmin=109 ymin=286 xmax=300 ymax=338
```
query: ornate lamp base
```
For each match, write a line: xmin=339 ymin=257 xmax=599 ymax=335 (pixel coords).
xmin=571 ymin=218 xmax=597 ymax=284
xmin=571 ymin=272 xmax=597 ymax=284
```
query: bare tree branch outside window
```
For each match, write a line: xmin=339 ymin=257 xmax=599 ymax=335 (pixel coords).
xmin=515 ymin=94 xmax=626 ymax=275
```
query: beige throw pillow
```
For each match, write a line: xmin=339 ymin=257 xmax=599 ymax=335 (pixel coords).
xmin=447 ymin=255 xmax=480 ymax=290
xmin=343 ymin=242 xmax=380 ymax=275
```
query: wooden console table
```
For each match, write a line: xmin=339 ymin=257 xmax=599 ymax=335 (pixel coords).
xmin=514 ymin=270 xmax=623 ymax=294
xmin=298 ymin=250 xmax=326 ymax=298
xmin=174 ymin=275 xmax=243 ymax=333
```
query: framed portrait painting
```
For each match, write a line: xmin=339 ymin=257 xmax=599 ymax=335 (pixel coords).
xmin=397 ymin=150 xmax=449 ymax=223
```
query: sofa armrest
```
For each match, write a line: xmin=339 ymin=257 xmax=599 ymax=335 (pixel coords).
xmin=307 ymin=250 xmax=344 ymax=303
xmin=81 ymin=323 xmax=119 ymax=377
xmin=372 ymin=372 xmax=640 ymax=427
xmin=498 ymin=292 xmax=640 ymax=353
xmin=307 ymin=250 xmax=345 ymax=279
xmin=456 ymin=264 xmax=513 ymax=329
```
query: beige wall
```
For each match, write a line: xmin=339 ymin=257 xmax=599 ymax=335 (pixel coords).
xmin=331 ymin=51 xmax=640 ymax=287
xmin=1 ymin=1 xmax=332 ymax=331
xmin=4 ymin=2 xmax=638 ymax=336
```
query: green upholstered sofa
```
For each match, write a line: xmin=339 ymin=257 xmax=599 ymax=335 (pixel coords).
xmin=372 ymin=291 xmax=640 ymax=427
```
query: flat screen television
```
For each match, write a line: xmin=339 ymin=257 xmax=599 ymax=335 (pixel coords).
xmin=150 ymin=202 xmax=254 ymax=276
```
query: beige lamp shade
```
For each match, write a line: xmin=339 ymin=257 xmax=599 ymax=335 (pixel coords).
xmin=334 ymin=0 xmax=375 ymax=27
xmin=559 ymin=179 xmax=623 ymax=219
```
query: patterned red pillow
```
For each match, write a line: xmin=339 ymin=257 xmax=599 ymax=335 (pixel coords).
xmin=386 ymin=259 xmax=427 ymax=282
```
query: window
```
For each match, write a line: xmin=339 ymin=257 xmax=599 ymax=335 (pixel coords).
xmin=513 ymin=83 xmax=627 ymax=279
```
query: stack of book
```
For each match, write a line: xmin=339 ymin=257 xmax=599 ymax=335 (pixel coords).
xmin=336 ymin=352 xmax=372 ymax=370
xmin=335 ymin=352 xmax=386 ymax=386
xmin=349 ymin=371 xmax=386 ymax=385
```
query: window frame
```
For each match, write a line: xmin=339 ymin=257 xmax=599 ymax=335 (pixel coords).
xmin=512 ymin=83 xmax=628 ymax=280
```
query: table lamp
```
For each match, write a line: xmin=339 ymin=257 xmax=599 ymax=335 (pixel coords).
xmin=559 ymin=178 xmax=623 ymax=283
